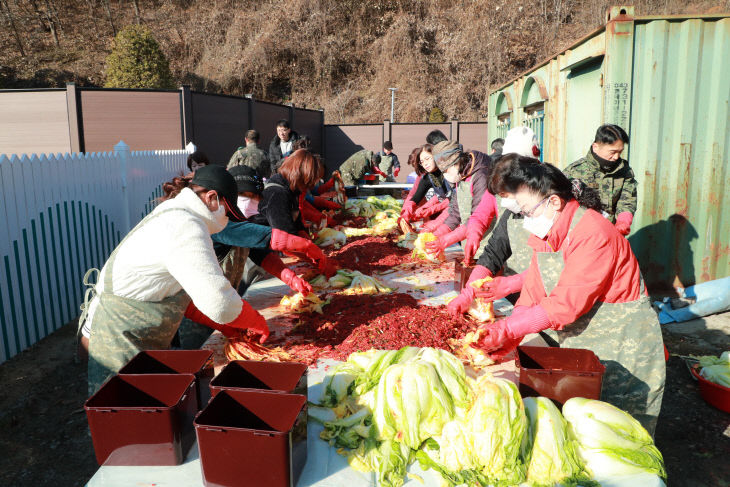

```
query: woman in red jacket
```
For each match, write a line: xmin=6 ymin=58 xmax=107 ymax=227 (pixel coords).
xmin=472 ymin=158 xmax=665 ymax=434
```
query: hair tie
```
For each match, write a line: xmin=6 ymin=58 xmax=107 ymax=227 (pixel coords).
xmin=571 ymin=179 xmax=583 ymax=197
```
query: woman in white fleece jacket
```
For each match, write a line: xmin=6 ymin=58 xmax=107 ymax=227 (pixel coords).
xmin=80 ymin=166 xmax=269 ymax=395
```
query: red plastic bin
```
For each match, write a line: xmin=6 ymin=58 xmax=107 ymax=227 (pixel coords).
xmin=195 ymin=390 xmax=307 ymax=487
xmin=516 ymin=346 xmax=606 ymax=406
xmin=85 ymin=374 xmax=197 ymax=466
xmin=690 ymin=364 xmax=730 ymax=413
xmin=210 ymin=360 xmax=307 ymax=398
xmin=118 ymin=349 xmax=214 ymax=409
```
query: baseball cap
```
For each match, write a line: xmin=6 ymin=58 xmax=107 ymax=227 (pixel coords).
xmin=190 ymin=165 xmax=245 ymax=221
xmin=228 ymin=165 xmax=264 ymax=195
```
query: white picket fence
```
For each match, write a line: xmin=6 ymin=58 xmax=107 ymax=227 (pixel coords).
xmin=0 ymin=141 xmax=189 ymax=363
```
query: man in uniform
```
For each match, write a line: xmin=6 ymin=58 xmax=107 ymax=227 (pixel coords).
xmin=338 ymin=149 xmax=383 ymax=185
xmin=227 ymin=130 xmax=272 ymax=179
xmin=563 ymin=124 xmax=637 ymax=235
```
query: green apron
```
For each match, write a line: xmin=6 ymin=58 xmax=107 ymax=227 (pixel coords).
xmin=377 ymin=155 xmax=394 ymax=182
xmin=537 ymin=207 xmax=665 ymax=434
xmin=456 ymin=178 xmax=496 ymax=261
xmin=504 ymin=214 xmax=532 ymax=276
xmin=82 ymin=209 xmax=193 ymax=396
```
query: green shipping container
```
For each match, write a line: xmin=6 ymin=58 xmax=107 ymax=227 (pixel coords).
xmin=488 ymin=6 xmax=730 ymax=291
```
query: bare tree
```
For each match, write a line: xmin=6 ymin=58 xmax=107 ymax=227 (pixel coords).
xmin=43 ymin=0 xmax=60 ymax=47
xmin=102 ymin=0 xmax=115 ymax=36
xmin=0 ymin=0 xmax=25 ymax=56
xmin=132 ymin=0 xmax=142 ymax=24
xmin=85 ymin=0 xmax=100 ymax=33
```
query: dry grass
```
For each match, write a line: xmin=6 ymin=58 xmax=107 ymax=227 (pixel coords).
xmin=1 ymin=0 xmax=727 ymax=122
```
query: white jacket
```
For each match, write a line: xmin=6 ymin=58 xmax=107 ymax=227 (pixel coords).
xmin=81 ymin=188 xmax=242 ymax=337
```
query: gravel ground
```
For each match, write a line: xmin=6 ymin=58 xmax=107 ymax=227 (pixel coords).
xmin=0 ymin=312 xmax=728 ymax=486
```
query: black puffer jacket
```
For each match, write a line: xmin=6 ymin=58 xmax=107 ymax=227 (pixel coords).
xmin=268 ymin=131 xmax=302 ymax=173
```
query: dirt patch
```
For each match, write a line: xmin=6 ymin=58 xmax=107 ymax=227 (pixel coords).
xmin=1 ymin=314 xmax=728 ymax=485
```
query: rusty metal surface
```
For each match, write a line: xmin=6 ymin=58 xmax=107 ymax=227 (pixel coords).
xmin=489 ymin=13 xmax=730 ymax=288
xmin=0 ymin=90 xmax=71 ymax=156
xmin=627 ymin=17 xmax=730 ymax=289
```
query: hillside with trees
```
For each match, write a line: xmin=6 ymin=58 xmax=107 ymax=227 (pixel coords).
xmin=0 ymin=0 xmax=726 ymax=122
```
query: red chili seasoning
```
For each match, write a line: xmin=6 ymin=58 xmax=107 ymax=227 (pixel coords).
xmin=327 ymin=236 xmax=412 ymax=274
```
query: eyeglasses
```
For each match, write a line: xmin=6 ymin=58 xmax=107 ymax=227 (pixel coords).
xmin=519 ymin=195 xmax=552 ymax=217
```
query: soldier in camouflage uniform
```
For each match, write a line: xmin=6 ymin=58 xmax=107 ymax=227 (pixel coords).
xmin=227 ymin=129 xmax=272 ymax=179
xmin=470 ymin=160 xmax=664 ymax=434
xmin=563 ymin=124 xmax=637 ymax=236
xmin=338 ymin=149 xmax=382 ymax=185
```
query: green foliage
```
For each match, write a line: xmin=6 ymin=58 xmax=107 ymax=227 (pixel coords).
xmin=104 ymin=25 xmax=174 ymax=89
xmin=428 ymin=107 xmax=446 ymax=123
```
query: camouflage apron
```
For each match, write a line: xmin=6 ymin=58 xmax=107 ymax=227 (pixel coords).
xmin=175 ymin=246 xmax=249 ymax=350
xmin=377 ymin=155 xmax=394 ymax=182
xmin=504 ymin=214 xmax=532 ymax=276
xmin=537 ymin=207 xmax=665 ymax=434
xmin=456 ymin=178 xmax=496 ymax=261
xmin=82 ymin=208 xmax=193 ymax=395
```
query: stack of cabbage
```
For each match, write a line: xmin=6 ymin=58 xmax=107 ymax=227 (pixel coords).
xmin=314 ymin=228 xmax=347 ymax=247
xmin=310 ymin=346 xmax=665 ymax=487
xmin=346 ymin=196 xmax=402 ymax=218
xmin=309 ymin=269 xmax=393 ymax=295
xmin=694 ymin=351 xmax=730 ymax=387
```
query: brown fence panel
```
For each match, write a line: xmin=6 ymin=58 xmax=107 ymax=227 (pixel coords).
xmin=253 ymin=101 xmax=291 ymax=151
xmin=191 ymin=93 xmax=250 ymax=165
xmin=323 ymin=124 xmax=382 ymax=175
xmin=0 ymin=90 xmax=71 ymax=156
xmin=294 ymin=108 xmax=323 ymax=155
xmin=80 ymin=90 xmax=182 ymax=152
xmin=458 ymin=122 xmax=489 ymax=153
xmin=390 ymin=123 xmax=451 ymax=182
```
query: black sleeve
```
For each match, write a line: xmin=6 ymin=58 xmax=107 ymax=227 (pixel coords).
xmin=410 ymin=175 xmax=432 ymax=204
xmin=248 ymin=248 xmax=271 ymax=266
xmin=476 ymin=210 xmax=513 ymax=274
xmin=392 ymin=154 xmax=400 ymax=169
xmin=259 ymin=187 xmax=299 ymax=235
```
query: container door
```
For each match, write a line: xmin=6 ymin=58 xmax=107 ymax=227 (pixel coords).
xmin=564 ymin=58 xmax=604 ymax=166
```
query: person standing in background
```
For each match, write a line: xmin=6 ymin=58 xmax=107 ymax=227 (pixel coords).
xmin=563 ymin=124 xmax=637 ymax=236
xmin=227 ymin=130 xmax=272 ymax=179
xmin=377 ymin=141 xmax=401 ymax=181
xmin=269 ymin=120 xmax=302 ymax=174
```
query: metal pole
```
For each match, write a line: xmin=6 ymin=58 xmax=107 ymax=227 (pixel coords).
xmin=389 ymin=88 xmax=397 ymax=123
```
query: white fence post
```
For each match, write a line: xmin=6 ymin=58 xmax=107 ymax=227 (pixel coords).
xmin=114 ymin=141 xmax=132 ymax=233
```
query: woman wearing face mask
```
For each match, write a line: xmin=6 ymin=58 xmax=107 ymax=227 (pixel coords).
xmin=255 ymin=149 xmax=338 ymax=277
xmin=79 ymin=165 xmax=270 ymax=395
xmin=423 ymin=141 xmax=498 ymax=264
xmin=470 ymin=159 xmax=665 ymax=433
xmin=211 ymin=165 xmax=317 ymax=295
xmin=448 ymin=128 xmax=543 ymax=314
xmin=399 ymin=144 xmax=452 ymax=229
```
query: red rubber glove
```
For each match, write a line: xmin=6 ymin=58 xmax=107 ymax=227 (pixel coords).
xmin=184 ymin=300 xmax=270 ymax=343
xmin=448 ymin=265 xmax=491 ymax=317
xmin=301 ymin=199 xmax=327 ymax=226
xmin=463 ymin=230 xmax=482 ymax=265
xmin=317 ymin=256 xmax=338 ymax=278
xmin=615 ymin=211 xmax=633 ymax=236
xmin=421 ymin=209 xmax=450 ymax=233
xmin=400 ymin=200 xmax=417 ymax=222
xmin=270 ymin=228 xmax=328 ymax=266
xmin=259 ymin=252 xmax=313 ymax=294
xmin=431 ymin=223 xmax=452 ymax=238
xmin=393 ymin=167 xmax=400 ymax=177
xmin=317 ymin=176 xmax=335 ymax=194
xmin=312 ymin=196 xmax=342 ymax=211
xmin=472 ymin=305 xmax=551 ymax=352
xmin=414 ymin=197 xmax=448 ymax=220
xmin=371 ymin=165 xmax=387 ymax=178
xmin=474 ymin=272 xmax=525 ymax=301
xmin=425 ymin=225 xmax=467 ymax=255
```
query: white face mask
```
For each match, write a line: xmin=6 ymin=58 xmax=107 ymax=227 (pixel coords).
xmin=237 ymin=196 xmax=259 ymax=218
xmin=500 ymin=197 xmax=522 ymax=214
xmin=522 ymin=200 xmax=556 ymax=239
xmin=212 ymin=195 xmax=228 ymax=225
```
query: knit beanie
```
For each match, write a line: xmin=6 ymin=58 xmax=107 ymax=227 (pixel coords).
xmin=433 ymin=140 xmax=463 ymax=172
xmin=502 ymin=126 xmax=539 ymax=157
